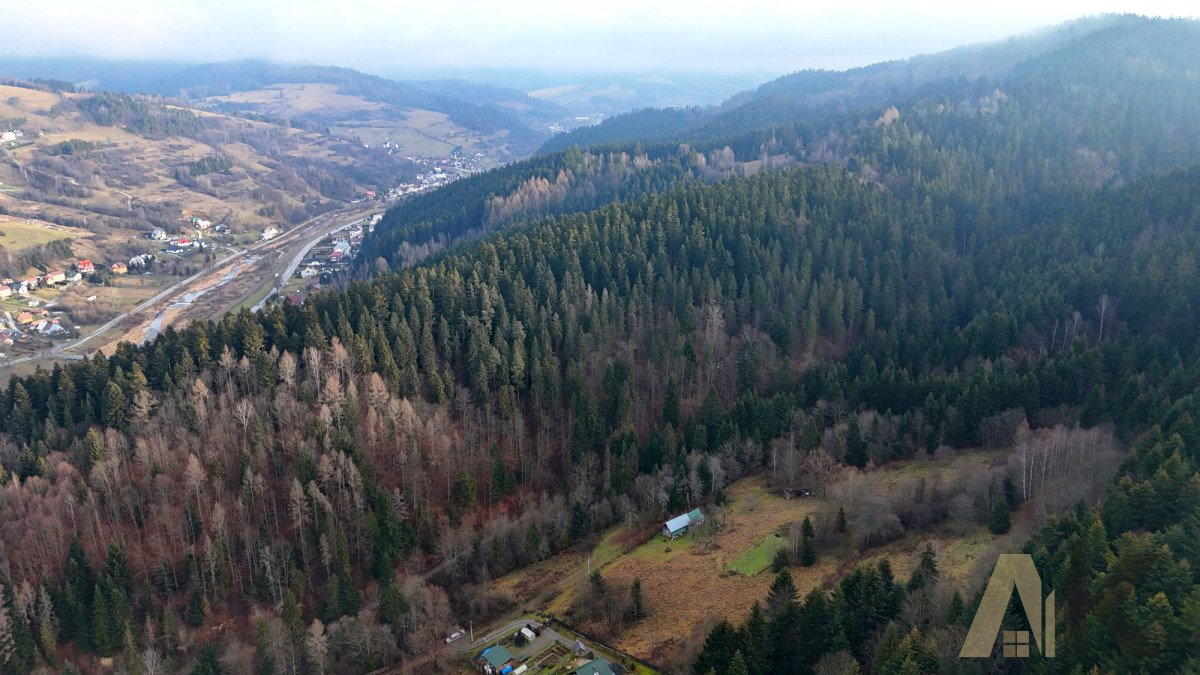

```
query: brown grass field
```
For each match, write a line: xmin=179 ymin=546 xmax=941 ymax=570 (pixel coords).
xmin=492 ymin=448 xmax=1023 ymax=665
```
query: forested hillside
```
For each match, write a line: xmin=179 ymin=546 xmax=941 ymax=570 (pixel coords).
xmin=1 ymin=14 xmax=1199 ymax=674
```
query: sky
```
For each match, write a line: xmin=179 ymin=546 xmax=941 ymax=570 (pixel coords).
xmin=3 ymin=1 xmax=1198 ymax=77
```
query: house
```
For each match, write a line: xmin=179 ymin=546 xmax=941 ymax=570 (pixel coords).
xmin=149 ymin=228 xmax=168 ymax=241
xmin=67 ymin=271 xmax=82 ymax=283
xmin=262 ymin=226 xmax=281 ymax=240
xmin=571 ymin=658 xmax=622 ymax=675
xmin=16 ymin=311 xmax=33 ymax=324
xmin=286 ymin=293 xmax=304 ymax=305
xmin=782 ymin=486 xmax=813 ymax=499
xmin=0 ymin=131 xmax=15 ymax=143
xmin=0 ymin=287 xmax=10 ymax=300
xmin=477 ymin=645 xmax=515 ymax=674
xmin=329 ymin=250 xmax=345 ymax=262
xmin=663 ymin=508 xmax=706 ymax=539
xmin=214 ymin=223 xmax=229 ymax=234
xmin=76 ymin=259 xmax=95 ymax=274
xmin=110 ymin=262 xmax=128 ymax=275
xmin=44 ymin=270 xmax=66 ymax=286
xmin=300 ymin=267 xmax=318 ymax=279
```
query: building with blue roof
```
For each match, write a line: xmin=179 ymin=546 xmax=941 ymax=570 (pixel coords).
xmin=662 ymin=508 xmax=705 ymax=538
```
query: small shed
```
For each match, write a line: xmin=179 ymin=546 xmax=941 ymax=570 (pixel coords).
xmin=663 ymin=508 xmax=705 ymax=539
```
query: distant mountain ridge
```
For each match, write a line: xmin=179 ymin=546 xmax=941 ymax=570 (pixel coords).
xmin=538 ymin=14 xmax=1144 ymax=153
xmin=0 ymin=56 xmax=564 ymax=155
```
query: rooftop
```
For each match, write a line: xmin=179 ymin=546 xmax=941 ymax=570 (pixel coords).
xmin=571 ymin=658 xmax=621 ymax=675
xmin=481 ymin=645 xmax=514 ymax=669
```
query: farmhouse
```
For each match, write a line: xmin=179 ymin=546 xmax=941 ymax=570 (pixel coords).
xmin=76 ymin=259 xmax=95 ymax=274
xmin=663 ymin=508 xmax=705 ymax=539
xmin=477 ymin=644 xmax=515 ymax=673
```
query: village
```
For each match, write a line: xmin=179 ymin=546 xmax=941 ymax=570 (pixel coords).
xmin=270 ymin=213 xmax=378 ymax=305
xmin=0 ymin=209 xmax=297 ymax=361
xmin=371 ymin=149 xmax=486 ymax=200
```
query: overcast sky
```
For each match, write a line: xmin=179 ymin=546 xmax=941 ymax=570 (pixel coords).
xmin=4 ymin=1 xmax=1197 ymax=76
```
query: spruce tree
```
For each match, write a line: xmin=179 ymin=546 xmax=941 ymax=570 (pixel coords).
xmin=663 ymin=378 xmax=680 ymax=427
xmin=988 ymin=500 xmax=1012 ymax=534
xmin=626 ymin=578 xmax=645 ymax=623
xmin=727 ymin=650 xmax=750 ymax=675
xmin=799 ymin=516 xmax=817 ymax=567
xmin=765 ymin=570 xmax=798 ymax=621
xmin=906 ymin=544 xmax=939 ymax=592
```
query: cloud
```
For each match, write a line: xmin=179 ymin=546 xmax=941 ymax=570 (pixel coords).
xmin=2 ymin=0 xmax=1197 ymax=74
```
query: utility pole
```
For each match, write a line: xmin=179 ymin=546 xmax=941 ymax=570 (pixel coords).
xmin=469 ymin=621 xmax=473 ymax=643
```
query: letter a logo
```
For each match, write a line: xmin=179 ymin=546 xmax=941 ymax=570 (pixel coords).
xmin=960 ymin=554 xmax=1055 ymax=658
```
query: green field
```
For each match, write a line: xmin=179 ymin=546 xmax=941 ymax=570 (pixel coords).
xmin=0 ymin=218 xmax=75 ymax=251
xmin=726 ymin=533 xmax=789 ymax=576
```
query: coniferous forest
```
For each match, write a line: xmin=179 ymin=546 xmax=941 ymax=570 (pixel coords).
xmin=2 ymin=13 xmax=1200 ymax=674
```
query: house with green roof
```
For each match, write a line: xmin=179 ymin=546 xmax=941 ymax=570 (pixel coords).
xmin=571 ymin=657 xmax=623 ymax=675
xmin=477 ymin=644 xmax=515 ymax=673
xmin=662 ymin=508 xmax=705 ymax=538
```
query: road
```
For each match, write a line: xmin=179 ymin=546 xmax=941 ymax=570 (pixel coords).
xmin=1 ymin=203 xmax=380 ymax=370
xmin=371 ymin=617 xmax=576 ymax=675
xmin=251 ymin=215 xmax=366 ymax=312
